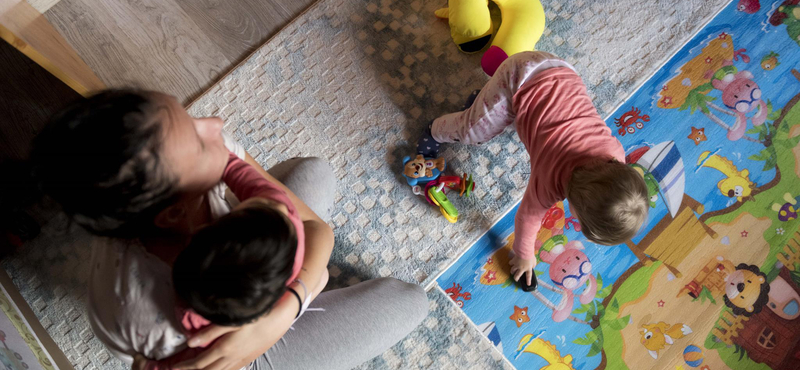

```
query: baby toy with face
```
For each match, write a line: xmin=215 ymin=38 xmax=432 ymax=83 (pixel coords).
xmin=401 ymin=155 xmax=445 ymax=186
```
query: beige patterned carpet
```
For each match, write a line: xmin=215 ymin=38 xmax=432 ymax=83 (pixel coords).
xmin=4 ymin=0 xmax=731 ymax=369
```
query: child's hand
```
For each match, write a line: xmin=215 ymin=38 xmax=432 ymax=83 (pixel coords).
xmin=510 ymin=255 xmax=537 ymax=286
xmin=131 ymin=354 xmax=147 ymax=370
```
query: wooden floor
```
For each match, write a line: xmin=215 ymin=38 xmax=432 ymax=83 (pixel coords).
xmin=44 ymin=0 xmax=317 ymax=104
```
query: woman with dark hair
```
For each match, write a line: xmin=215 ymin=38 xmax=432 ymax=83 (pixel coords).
xmin=31 ymin=90 xmax=428 ymax=370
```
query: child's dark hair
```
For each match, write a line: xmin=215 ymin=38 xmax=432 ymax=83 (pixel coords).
xmin=172 ymin=203 xmax=297 ymax=326
xmin=30 ymin=89 xmax=178 ymax=237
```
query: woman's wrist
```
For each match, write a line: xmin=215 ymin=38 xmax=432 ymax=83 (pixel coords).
xmin=286 ymin=287 xmax=303 ymax=318
xmin=262 ymin=289 xmax=300 ymax=325
xmin=288 ymin=279 xmax=312 ymax=319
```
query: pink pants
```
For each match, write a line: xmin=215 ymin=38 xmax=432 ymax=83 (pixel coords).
xmin=431 ymin=51 xmax=574 ymax=144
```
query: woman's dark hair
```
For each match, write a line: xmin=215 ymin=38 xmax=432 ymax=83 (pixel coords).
xmin=30 ymin=90 xmax=178 ymax=237
xmin=172 ymin=204 xmax=297 ymax=326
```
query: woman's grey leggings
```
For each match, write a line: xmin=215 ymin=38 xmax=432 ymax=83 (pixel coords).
xmin=253 ymin=158 xmax=428 ymax=370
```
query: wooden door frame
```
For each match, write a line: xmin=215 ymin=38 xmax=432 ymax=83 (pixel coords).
xmin=0 ymin=0 xmax=104 ymax=96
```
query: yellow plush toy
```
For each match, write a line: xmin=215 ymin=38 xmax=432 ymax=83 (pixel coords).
xmin=434 ymin=0 xmax=494 ymax=53
xmin=435 ymin=0 xmax=546 ymax=76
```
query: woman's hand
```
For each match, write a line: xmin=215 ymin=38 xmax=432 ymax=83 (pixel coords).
xmin=173 ymin=292 xmax=300 ymax=370
xmin=510 ymin=254 xmax=537 ymax=286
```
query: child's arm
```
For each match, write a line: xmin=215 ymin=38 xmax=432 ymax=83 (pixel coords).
xmin=512 ymin=210 xmax=544 ymax=261
xmin=510 ymin=190 xmax=547 ymax=284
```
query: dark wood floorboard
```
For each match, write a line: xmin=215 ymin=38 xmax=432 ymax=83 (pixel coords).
xmin=0 ymin=40 xmax=82 ymax=161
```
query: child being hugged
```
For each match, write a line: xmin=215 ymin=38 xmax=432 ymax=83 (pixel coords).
xmin=139 ymin=152 xmax=313 ymax=370
xmin=421 ymin=51 xmax=649 ymax=286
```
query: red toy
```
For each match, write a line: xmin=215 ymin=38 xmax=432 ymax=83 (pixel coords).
xmin=422 ymin=173 xmax=475 ymax=205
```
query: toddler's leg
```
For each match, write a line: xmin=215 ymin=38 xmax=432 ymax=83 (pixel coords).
xmin=414 ymin=87 xmax=478 ymax=158
xmin=462 ymin=89 xmax=481 ymax=110
xmin=431 ymin=51 xmax=572 ymax=145
xmin=415 ymin=121 xmax=440 ymax=157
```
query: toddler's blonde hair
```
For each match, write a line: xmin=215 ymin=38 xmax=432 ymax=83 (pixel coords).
xmin=566 ymin=159 xmax=649 ymax=246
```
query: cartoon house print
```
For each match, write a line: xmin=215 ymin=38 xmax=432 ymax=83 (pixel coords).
xmin=678 ymin=256 xmax=736 ymax=299
xmin=776 ymin=232 xmax=800 ymax=269
xmin=711 ymin=267 xmax=800 ymax=370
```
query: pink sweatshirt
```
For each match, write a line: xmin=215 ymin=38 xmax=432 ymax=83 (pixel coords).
xmin=512 ymin=67 xmax=624 ymax=260
xmin=145 ymin=153 xmax=305 ymax=370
